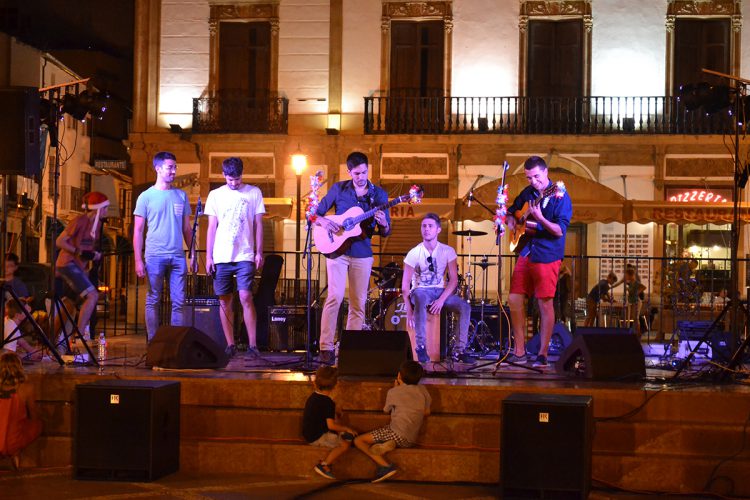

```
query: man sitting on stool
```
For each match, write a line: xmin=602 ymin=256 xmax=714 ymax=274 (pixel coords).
xmin=402 ymin=213 xmax=473 ymax=364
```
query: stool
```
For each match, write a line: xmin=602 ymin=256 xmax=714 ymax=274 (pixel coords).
xmin=407 ymin=311 xmax=441 ymax=362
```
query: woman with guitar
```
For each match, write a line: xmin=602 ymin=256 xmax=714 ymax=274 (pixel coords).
xmin=314 ymin=152 xmax=392 ymax=365
xmin=504 ymin=156 xmax=572 ymax=368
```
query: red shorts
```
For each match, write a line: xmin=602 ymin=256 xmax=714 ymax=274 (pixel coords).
xmin=509 ymin=256 xmax=561 ymax=299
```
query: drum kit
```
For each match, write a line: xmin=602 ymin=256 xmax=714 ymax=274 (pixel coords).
xmin=361 ymin=228 xmax=500 ymax=357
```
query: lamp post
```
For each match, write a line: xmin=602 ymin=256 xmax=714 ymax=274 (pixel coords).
xmin=292 ymin=151 xmax=307 ymax=302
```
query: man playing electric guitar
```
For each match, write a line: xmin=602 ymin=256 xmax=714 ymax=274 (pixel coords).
xmin=504 ymin=156 xmax=572 ymax=368
xmin=314 ymin=152 xmax=391 ymax=365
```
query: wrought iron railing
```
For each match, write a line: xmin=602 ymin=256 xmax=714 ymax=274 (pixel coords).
xmin=364 ymin=95 xmax=735 ymax=134
xmin=192 ymin=93 xmax=289 ymax=134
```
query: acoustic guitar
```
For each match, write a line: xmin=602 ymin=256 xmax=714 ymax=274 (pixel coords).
xmin=313 ymin=185 xmax=423 ymax=257
xmin=509 ymin=181 xmax=566 ymax=255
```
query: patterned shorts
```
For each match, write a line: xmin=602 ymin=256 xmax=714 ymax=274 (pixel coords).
xmin=370 ymin=426 xmax=412 ymax=448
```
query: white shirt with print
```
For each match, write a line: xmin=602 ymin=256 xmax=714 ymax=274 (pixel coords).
xmin=403 ymin=242 xmax=457 ymax=289
xmin=204 ymin=184 xmax=266 ymax=264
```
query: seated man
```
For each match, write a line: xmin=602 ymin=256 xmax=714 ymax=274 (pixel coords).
xmin=401 ymin=213 xmax=473 ymax=364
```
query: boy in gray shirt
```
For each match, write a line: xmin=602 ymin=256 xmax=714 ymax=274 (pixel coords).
xmin=353 ymin=360 xmax=431 ymax=483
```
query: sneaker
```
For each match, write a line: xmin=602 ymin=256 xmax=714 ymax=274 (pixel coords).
xmin=415 ymin=346 xmax=429 ymax=363
xmin=314 ymin=462 xmax=336 ymax=480
xmin=370 ymin=440 xmax=396 ymax=455
xmin=532 ymin=355 xmax=548 ymax=367
xmin=503 ymin=352 xmax=528 ymax=364
xmin=245 ymin=346 xmax=261 ymax=360
xmin=372 ymin=463 xmax=398 ymax=483
xmin=224 ymin=344 xmax=237 ymax=357
xmin=458 ymin=352 xmax=476 ymax=365
xmin=318 ymin=350 xmax=335 ymax=365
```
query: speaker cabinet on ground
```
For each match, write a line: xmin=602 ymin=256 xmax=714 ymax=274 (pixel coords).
xmin=186 ymin=297 xmax=224 ymax=345
xmin=146 ymin=326 xmax=229 ymax=369
xmin=501 ymin=392 xmax=593 ymax=499
xmin=526 ymin=322 xmax=573 ymax=356
xmin=75 ymin=380 xmax=180 ymax=481
xmin=0 ymin=87 xmax=40 ymax=177
xmin=268 ymin=306 xmax=317 ymax=351
xmin=556 ymin=330 xmax=645 ymax=380
xmin=338 ymin=330 xmax=412 ymax=377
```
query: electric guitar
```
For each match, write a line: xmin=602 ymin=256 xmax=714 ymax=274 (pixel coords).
xmin=313 ymin=185 xmax=423 ymax=257
xmin=509 ymin=181 xmax=566 ymax=255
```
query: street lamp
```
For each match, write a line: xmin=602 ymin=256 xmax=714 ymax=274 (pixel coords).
xmin=292 ymin=150 xmax=307 ymax=303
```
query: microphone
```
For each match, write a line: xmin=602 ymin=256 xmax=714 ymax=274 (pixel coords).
xmin=467 ymin=190 xmax=473 ymax=208
xmin=196 ymin=196 xmax=202 ymax=216
xmin=315 ymin=170 xmax=324 ymax=178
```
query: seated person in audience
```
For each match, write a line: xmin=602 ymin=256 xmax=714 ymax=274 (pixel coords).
xmin=354 ymin=361 xmax=431 ymax=483
xmin=303 ymin=366 xmax=357 ymax=481
xmin=0 ymin=351 xmax=42 ymax=470
xmin=3 ymin=302 xmax=34 ymax=356
xmin=3 ymin=254 xmax=32 ymax=308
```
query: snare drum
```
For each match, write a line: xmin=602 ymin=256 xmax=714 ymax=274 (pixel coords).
xmin=383 ymin=295 xmax=409 ymax=331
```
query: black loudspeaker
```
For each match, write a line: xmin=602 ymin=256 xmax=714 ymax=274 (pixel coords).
xmin=0 ymin=87 xmax=40 ymax=177
xmin=146 ymin=326 xmax=229 ymax=369
xmin=338 ymin=330 xmax=412 ymax=377
xmin=501 ymin=393 xmax=593 ymax=499
xmin=556 ymin=331 xmax=646 ymax=380
xmin=75 ymin=380 xmax=180 ymax=481
xmin=526 ymin=322 xmax=573 ymax=356
xmin=268 ymin=306 xmax=317 ymax=351
xmin=186 ymin=297 xmax=225 ymax=346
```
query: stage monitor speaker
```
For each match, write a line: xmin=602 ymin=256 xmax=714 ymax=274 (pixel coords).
xmin=526 ymin=322 xmax=573 ymax=356
xmin=146 ymin=326 xmax=229 ymax=369
xmin=338 ymin=330 xmax=412 ymax=377
xmin=186 ymin=297 xmax=224 ymax=346
xmin=501 ymin=392 xmax=593 ymax=499
xmin=75 ymin=380 xmax=180 ymax=481
xmin=556 ymin=331 xmax=645 ymax=381
xmin=0 ymin=87 xmax=40 ymax=177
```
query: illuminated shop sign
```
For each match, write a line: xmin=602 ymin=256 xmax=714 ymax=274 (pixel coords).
xmin=666 ymin=189 xmax=731 ymax=203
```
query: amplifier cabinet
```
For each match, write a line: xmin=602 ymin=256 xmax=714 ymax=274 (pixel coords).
xmin=268 ymin=306 xmax=317 ymax=351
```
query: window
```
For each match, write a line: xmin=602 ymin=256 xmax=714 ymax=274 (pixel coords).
xmin=526 ymin=20 xmax=584 ymax=98
xmin=673 ymin=19 xmax=730 ymax=92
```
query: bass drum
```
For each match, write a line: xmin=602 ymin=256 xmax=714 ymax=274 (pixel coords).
xmin=383 ymin=295 xmax=409 ymax=331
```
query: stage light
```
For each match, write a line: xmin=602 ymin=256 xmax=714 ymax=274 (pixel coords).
xmin=61 ymin=90 xmax=109 ymax=121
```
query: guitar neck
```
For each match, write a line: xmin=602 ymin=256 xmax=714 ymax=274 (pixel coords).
xmin=351 ymin=197 xmax=402 ymax=224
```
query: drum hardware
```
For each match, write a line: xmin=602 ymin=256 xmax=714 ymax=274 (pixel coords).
xmin=466 ymin=256 xmax=496 ymax=355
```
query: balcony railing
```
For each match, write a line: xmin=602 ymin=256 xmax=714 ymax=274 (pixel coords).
xmin=364 ymin=95 xmax=735 ymax=135
xmin=192 ymin=93 xmax=289 ymax=134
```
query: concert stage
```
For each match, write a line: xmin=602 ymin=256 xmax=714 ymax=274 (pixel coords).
xmin=14 ymin=333 xmax=750 ymax=498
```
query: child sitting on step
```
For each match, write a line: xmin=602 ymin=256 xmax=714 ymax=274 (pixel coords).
xmin=303 ymin=366 xmax=357 ymax=480
xmin=354 ymin=360 xmax=432 ymax=483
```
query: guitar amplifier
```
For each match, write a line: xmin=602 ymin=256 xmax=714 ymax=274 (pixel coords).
xmin=268 ymin=306 xmax=317 ymax=351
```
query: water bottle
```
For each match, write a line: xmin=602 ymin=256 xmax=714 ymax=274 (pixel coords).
xmin=98 ymin=332 xmax=107 ymax=366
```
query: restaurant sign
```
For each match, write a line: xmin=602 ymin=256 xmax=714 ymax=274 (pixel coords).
xmin=666 ymin=188 xmax=731 ymax=203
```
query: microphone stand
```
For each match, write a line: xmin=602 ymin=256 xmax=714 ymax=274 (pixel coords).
xmin=188 ymin=197 xmax=202 ymax=329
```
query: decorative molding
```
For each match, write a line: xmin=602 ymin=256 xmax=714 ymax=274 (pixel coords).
xmin=381 ymin=18 xmax=391 ymax=33
xmin=520 ymin=0 xmax=591 ymax=17
xmin=668 ymin=0 xmax=739 ymax=16
xmin=665 ymin=15 xmax=676 ymax=33
xmin=519 ymin=14 xmax=529 ymax=33
xmin=732 ymin=14 xmax=742 ymax=32
xmin=382 ymin=1 xmax=452 ymax=19
xmin=208 ymin=19 xmax=218 ymax=36
xmin=444 ymin=17 xmax=453 ymax=33
xmin=583 ymin=14 xmax=592 ymax=33
xmin=270 ymin=18 xmax=279 ymax=35
xmin=210 ymin=3 xmax=278 ymax=21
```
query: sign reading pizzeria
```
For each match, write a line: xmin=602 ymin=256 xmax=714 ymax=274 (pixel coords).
xmin=666 ymin=188 xmax=731 ymax=203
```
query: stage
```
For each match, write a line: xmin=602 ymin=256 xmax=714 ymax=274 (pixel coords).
xmin=11 ymin=332 xmax=750 ymax=498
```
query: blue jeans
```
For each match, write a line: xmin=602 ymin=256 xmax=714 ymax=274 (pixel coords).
xmin=411 ymin=288 xmax=471 ymax=352
xmin=145 ymin=255 xmax=187 ymax=341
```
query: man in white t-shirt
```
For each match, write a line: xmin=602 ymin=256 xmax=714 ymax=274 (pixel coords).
xmin=402 ymin=213 xmax=473 ymax=364
xmin=205 ymin=157 xmax=265 ymax=358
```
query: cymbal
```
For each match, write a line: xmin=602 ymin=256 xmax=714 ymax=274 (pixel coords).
xmin=452 ymin=229 xmax=488 ymax=237
xmin=471 ymin=261 xmax=497 ymax=268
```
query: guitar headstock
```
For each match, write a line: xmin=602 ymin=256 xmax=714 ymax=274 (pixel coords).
xmin=405 ymin=184 xmax=424 ymax=205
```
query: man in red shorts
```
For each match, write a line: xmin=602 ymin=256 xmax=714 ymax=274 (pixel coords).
xmin=505 ymin=156 xmax=572 ymax=367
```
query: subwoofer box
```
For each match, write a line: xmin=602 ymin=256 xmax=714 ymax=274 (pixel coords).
xmin=75 ymin=380 xmax=180 ymax=481
xmin=338 ymin=330 xmax=412 ymax=377
xmin=146 ymin=325 xmax=229 ymax=369
xmin=501 ymin=392 xmax=593 ymax=499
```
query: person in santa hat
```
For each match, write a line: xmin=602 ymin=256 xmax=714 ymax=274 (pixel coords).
xmin=55 ymin=191 xmax=109 ymax=340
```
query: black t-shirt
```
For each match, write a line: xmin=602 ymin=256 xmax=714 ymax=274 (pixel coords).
xmin=588 ymin=279 xmax=610 ymax=302
xmin=302 ymin=392 xmax=336 ymax=443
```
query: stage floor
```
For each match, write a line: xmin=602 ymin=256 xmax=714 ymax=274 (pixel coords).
xmin=21 ymin=332 xmax=750 ymax=391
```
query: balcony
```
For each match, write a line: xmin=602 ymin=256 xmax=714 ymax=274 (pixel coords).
xmin=192 ymin=92 xmax=289 ymax=134
xmin=364 ymin=95 xmax=735 ymax=135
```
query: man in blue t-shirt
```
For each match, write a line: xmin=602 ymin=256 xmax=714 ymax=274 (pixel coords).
xmin=133 ymin=151 xmax=194 ymax=342
xmin=314 ymin=152 xmax=392 ymax=364
xmin=505 ymin=156 xmax=572 ymax=368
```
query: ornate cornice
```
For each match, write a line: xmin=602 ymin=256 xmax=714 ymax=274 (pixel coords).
xmin=520 ymin=0 xmax=592 ymax=17
xmin=209 ymin=3 xmax=278 ymax=21
xmin=667 ymin=0 xmax=740 ymax=16
xmin=382 ymin=1 xmax=452 ymax=20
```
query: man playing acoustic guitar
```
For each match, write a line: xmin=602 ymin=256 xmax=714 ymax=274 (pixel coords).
xmin=314 ymin=152 xmax=392 ymax=365
xmin=505 ymin=156 xmax=572 ymax=367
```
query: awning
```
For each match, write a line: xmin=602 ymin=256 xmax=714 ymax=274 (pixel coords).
xmin=629 ymin=201 xmax=750 ymax=224
xmin=455 ymin=171 xmax=626 ymax=224
xmin=265 ymin=197 xmax=293 ymax=220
